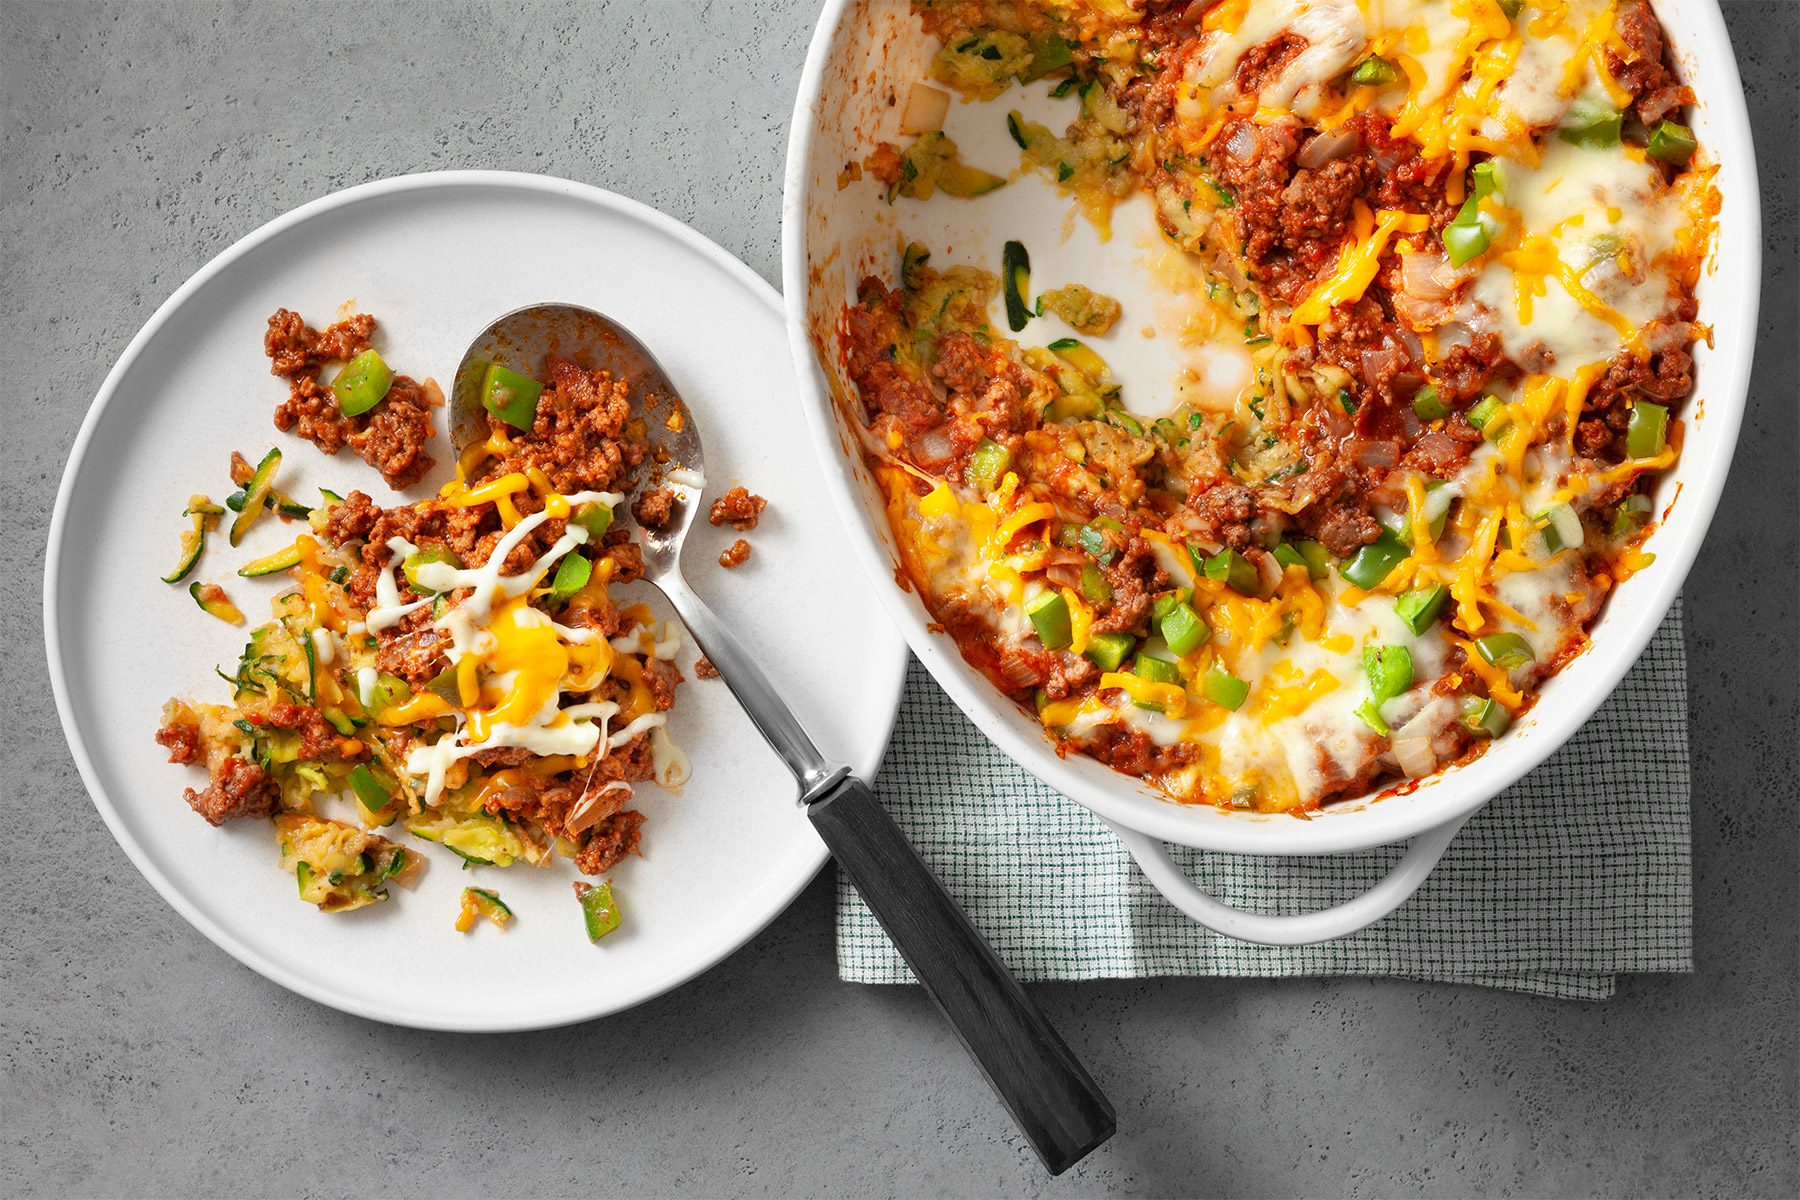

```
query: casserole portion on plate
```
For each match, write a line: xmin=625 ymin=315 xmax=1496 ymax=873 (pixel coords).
xmin=838 ymin=0 xmax=1716 ymax=814
xmin=158 ymin=308 xmax=691 ymax=921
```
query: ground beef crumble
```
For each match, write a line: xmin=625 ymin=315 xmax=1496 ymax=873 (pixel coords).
xmin=155 ymin=718 xmax=201 ymax=765
xmin=264 ymin=308 xmax=436 ymax=489
xmin=185 ymin=756 xmax=279 ymax=827
xmin=708 ymin=486 xmax=767 ymax=531
xmin=264 ymin=308 xmax=375 ymax=378
xmin=574 ymin=811 xmax=647 ymax=875
xmin=1608 ymin=0 xmax=1694 ymax=126
xmin=633 ymin=486 xmax=677 ymax=529
xmin=719 ymin=538 xmax=752 ymax=568
xmin=475 ymin=357 xmax=642 ymax=495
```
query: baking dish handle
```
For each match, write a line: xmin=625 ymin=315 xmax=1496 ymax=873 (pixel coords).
xmin=1104 ymin=814 xmax=1471 ymax=946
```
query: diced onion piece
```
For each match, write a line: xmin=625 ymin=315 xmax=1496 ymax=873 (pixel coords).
xmin=1391 ymin=698 xmax=1450 ymax=777
xmin=901 ymin=83 xmax=950 ymax=135
xmin=1296 ymin=128 xmax=1359 ymax=170
xmin=1346 ymin=437 xmax=1399 ymax=469
xmin=912 ymin=424 xmax=957 ymax=470
xmin=1391 ymin=734 xmax=1438 ymax=778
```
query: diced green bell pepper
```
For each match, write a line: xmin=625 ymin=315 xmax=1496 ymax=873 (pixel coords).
xmin=1294 ymin=539 xmax=1332 ymax=580
xmin=1126 ymin=654 xmax=1181 ymax=712
xmin=1202 ymin=664 xmax=1249 ymax=711
xmin=1611 ymin=493 xmax=1654 ymax=537
xmin=363 ymin=671 xmax=411 ymax=716
xmin=1471 ymin=158 xmax=1504 ymax=200
xmin=1159 ymin=600 xmax=1210 ymax=656
xmin=331 ymin=348 xmax=395 ymax=416
xmin=1077 ymin=522 xmax=1116 ymax=565
xmin=481 ymin=363 xmax=544 ymax=431
xmin=1027 ymin=590 xmax=1072 ymax=650
xmin=1363 ymin=644 xmax=1414 ymax=703
xmin=403 ymin=545 xmax=463 ymax=594
xmin=1394 ymin=585 xmax=1448 ymax=635
xmin=1534 ymin=503 xmax=1583 ymax=554
xmin=1201 ymin=547 xmax=1260 ymax=596
xmin=348 ymin=763 xmax=393 ymax=815
xmin=1340 ymin=530 xmax=1409 ymax=590
xmin=1466 ymin=394 xmax=1507 ymax=438
xmin=1444 ymin=196 xmax=1492 ymax=266
xmin=573 ymin=501 xmax=614 ymax=540
xmin=1475 ymin=631 xmax=1535 ymax=669
xmin=1647 ymin=120 xmax=1698 ymax=165
xmin=1354 ymin=697 xmax=1390 ymax=736
xmin=549 ymin=553 xmax=591 ymax=603
xmin=423 ymin=663 xmax=462 ymax=704
xmin=1560 ymin=97 xmax=1623 ymax=148
xmin=1461 ymin=695 xmax=1512 ymax=737
xmin=1132 ymin=654 xmax=1181 ymax=686
xmin=1350 ymin=56 xmax=1399 ymax=86
xmin=1083 ymin=632 xmax=1136 ymax=672
xmin=1380 ymin=486 xmax=1449 ymax=548
xmin=1078 ymin=561 xmax=1112 ymax=605
xmin=1627 ymin=401 xmax=1669 ymax=458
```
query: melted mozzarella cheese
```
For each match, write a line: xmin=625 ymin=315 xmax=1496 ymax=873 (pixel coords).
xmin=1470 ymin=139 xmax=1687 ymax=371
xmin=1377 ymin=0 xmax=1470 ymax=115
xmin=1482 ymin=0 xmax=1614 ymax=134
xmin=1261 ymin=0 xmax=1369 ymax=114
xmin=1182 ymin=0 xmax=1367 ymax=122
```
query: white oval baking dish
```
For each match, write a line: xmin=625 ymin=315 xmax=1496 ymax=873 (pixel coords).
xmin=783 ymin=0 xmax=1759 ymax=944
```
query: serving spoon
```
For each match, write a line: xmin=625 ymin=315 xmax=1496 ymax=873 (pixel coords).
xmin=451 ymin=304 xmax=1115 ymax=1175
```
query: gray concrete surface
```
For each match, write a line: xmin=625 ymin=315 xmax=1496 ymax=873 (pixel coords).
xmin=2 ymin=2 xmax=1794 ymax=1196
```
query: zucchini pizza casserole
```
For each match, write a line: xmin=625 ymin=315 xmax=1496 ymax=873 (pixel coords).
xmin=156 ymin=309 xmax=701 ymax=935
xmin=846 ymin=0 xmax=1715 ymax=814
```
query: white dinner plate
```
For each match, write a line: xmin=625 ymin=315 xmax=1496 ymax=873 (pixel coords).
xmin=44 ymin=171 xmax=907 ymax=1031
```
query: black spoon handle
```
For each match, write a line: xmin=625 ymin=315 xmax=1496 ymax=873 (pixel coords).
xmin=806 ymin=774 xmax=1116 ymax=1175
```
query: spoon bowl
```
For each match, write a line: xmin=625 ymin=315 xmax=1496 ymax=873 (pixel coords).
xmin=450 ymin=303 xmax=704 ymax=576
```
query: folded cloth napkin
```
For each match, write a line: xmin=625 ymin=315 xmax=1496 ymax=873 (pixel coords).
xmin=838 ymin=600 xmax=1690 ymax=999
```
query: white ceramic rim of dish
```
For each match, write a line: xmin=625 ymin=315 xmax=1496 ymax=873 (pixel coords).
xmin=782 ymin=0 xmax=1760 ymax=943
xmin=44 ymin=169 xmax=897 ymax=1026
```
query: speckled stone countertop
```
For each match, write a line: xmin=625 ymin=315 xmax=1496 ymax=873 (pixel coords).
xmin=2 ymin=3 xmax=1794 ymax=1196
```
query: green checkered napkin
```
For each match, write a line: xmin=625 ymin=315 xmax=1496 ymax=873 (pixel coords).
xmin=838 ymin=600 xmax=1690 ymax=999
